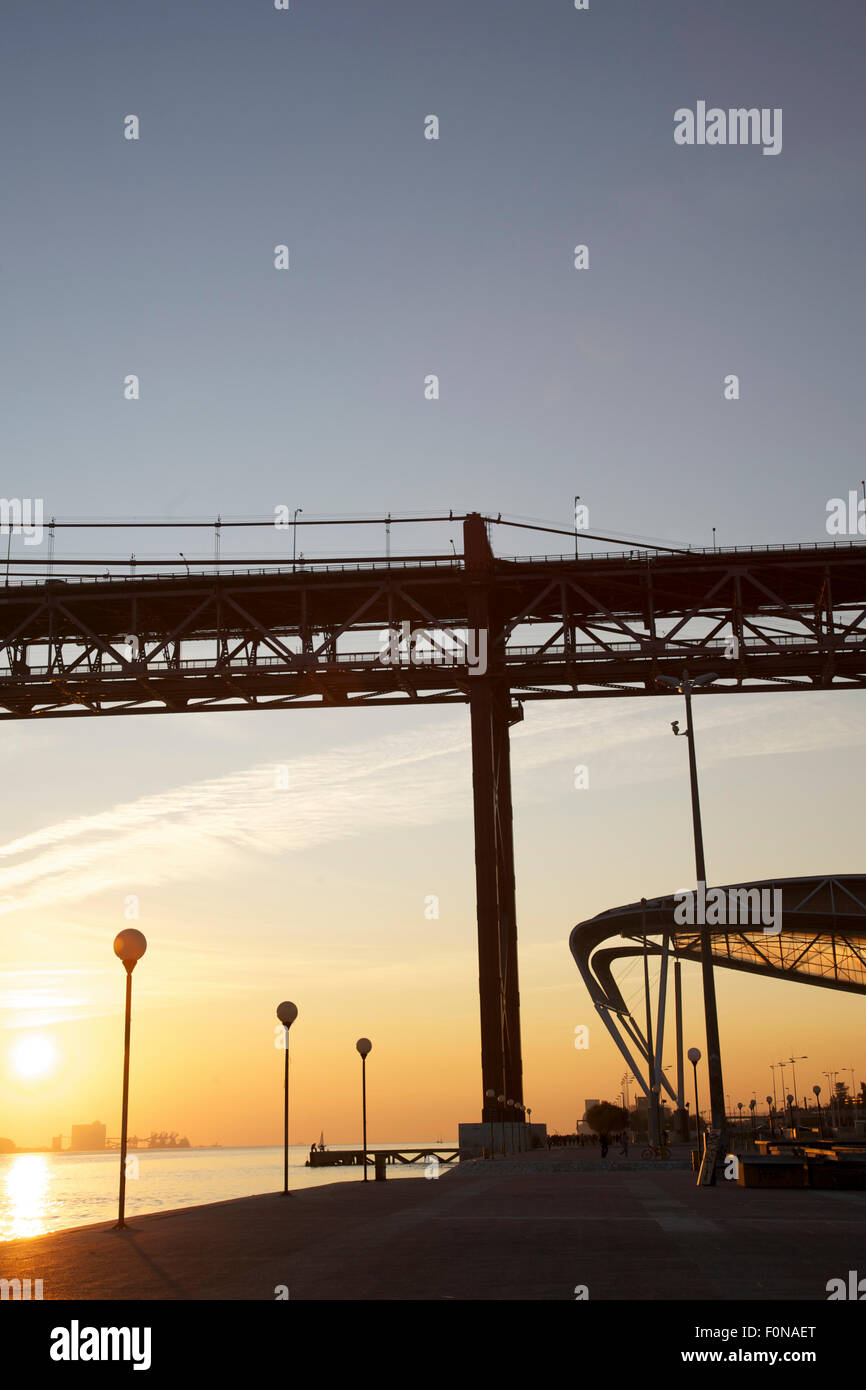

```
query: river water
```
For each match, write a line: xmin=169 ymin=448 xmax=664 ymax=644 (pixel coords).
xmin=0 ymin=1142 xmax=452 ymax=1241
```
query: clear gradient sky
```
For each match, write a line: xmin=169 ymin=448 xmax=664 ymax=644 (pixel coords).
xmin=2 ymin=0 xmax=866 ymax=1147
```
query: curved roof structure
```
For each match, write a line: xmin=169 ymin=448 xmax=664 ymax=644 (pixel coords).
xmin=571 ymin=874 xmax=866 ymax=1006
xmin=569 ymin=875 xmax=866 ymax=1102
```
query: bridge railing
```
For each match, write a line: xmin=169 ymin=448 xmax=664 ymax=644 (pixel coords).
xmin=2 ymin=631 xmax=862 ymax=679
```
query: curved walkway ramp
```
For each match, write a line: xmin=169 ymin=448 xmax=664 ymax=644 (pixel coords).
xmin=569 ymin=874 xmax=866 ymax=1102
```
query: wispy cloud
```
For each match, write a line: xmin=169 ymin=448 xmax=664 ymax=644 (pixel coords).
xmin=0 ymin=694 xmax=860 ymax=921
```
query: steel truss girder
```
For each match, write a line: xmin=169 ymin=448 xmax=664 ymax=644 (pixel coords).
xmin=0 ymin=538 xmax=865 ymax=718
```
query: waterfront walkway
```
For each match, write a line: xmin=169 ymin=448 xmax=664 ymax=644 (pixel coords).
xmin=3 ymin=1152 xmax=862 ymax=1300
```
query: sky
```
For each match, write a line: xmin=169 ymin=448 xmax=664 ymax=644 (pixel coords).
xmin=2 ymin=0 xmax=866 ymax=1147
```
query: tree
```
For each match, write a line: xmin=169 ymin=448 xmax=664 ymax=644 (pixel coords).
xmin=585 ymin=1101 xmax=628 ymax=1135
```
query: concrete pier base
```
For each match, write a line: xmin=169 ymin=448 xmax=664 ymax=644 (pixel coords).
xmin=458 ymin=1121 xmax=546 ymax=1158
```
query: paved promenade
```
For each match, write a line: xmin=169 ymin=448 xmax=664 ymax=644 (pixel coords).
xmin=3 ymin=1151 xmax=862 ymax=1300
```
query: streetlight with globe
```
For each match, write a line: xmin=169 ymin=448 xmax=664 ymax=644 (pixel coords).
xmin=113 ymin=929 xmax=147 ymax=1230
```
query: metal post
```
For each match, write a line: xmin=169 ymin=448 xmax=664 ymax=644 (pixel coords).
xmin=361 ymin=1054 xmax=368 ymax=1181
xmin=641 ymin=903 xmax=659 ymax=1148
xmin=654 ymin=931 xmax=671 ymax=1088
xmin=674 ymin=961 xmax=687 ymax=1139
xmin=112 ymin=930 xmax=147 ymax=1231
xmin=276 ymin=1002 xmax=298 ymax=1195
xmin=116 ymin=971 xmax=133 ymax=1228
xmin=283 ymin=1032 xmax=290 ymax=1195
xmin=465 ymin=514 xmax=523 ymax=1127
xmin=485 ymin=1087 xmax=496 ymax=1158
xmin=682 ymin=677 xmax=726 ymax=1134
xmin=691 ymin=1059 xmax=702 ymax=1158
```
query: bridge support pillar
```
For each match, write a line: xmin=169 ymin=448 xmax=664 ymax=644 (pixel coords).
xmin=465 ymin=514 xmax=524 ymax=1126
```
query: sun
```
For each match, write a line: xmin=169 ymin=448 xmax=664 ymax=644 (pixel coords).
xmin=10 ymin=1035 xmax=57 ymax=1080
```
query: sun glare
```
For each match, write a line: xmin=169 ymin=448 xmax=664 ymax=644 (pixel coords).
xmin=10 ymin=1035 xmax=57 ymax=1080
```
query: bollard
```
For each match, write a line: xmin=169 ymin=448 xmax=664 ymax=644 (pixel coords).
xmin=374 ymin=1152 xmax=387 ymax=1182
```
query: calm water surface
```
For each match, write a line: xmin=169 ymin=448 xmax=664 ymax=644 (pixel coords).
xmin=0 ymin=1142 xmax=454 ymax=1241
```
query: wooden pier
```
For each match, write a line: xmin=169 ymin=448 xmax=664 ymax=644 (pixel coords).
xmin=307 ymin=1147 xmax=463 ymax=1168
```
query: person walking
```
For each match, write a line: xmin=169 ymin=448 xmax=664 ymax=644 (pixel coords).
xmin=620 ymin=1128 xmax=630 ymax=1158
xmin=600 ymin=1132 xmax=609 ymax=1159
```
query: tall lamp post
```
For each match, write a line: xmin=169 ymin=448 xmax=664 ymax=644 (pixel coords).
xmin=356 ymin=1038 xmax=372 ymax=1181
xmin=292 ymin=508 xmax=303 ymax=570
xmin=113 ymin=929 xmax=147 ymax=1230
xmin=824 ymin=1070 xmax=839 ymax=1128
xmin=788 ymin=1054 xmax=807 ymax=1111
xmin=658 ymin=671 xmax=726 ymax=1140
xmin=515 ymin=1102 xmax=525 ymax=1152
xmin=497 ymin=1094 xmax=505 ymax=1156
xmin=485 ymin=1088 xmax=496 ymax=1158
xmin=813 ymin=1084 xmax=823 ymax=1137
xmin=687 ymin=1046 xmax=702 ymax=1158
xmin=277 ymin=1002 xmax=298 ymax=1196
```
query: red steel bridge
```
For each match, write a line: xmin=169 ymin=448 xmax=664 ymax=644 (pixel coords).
xmin=2 ymin=512 xmax=865 ymax=1125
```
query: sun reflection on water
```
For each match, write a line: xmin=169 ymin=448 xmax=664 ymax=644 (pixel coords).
xmin=2 ymin=1154 xmax=52 ymax=1239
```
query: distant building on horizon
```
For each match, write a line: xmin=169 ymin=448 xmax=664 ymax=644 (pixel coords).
xmin=70 ymin=1121 xmax=106 ymax=1151
xmin=51 ymin=1134 xmax=62 ymax=1151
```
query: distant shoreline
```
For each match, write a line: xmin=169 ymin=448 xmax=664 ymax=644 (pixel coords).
xmin=2 ymin=1139 xmax=455 ymax=1156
